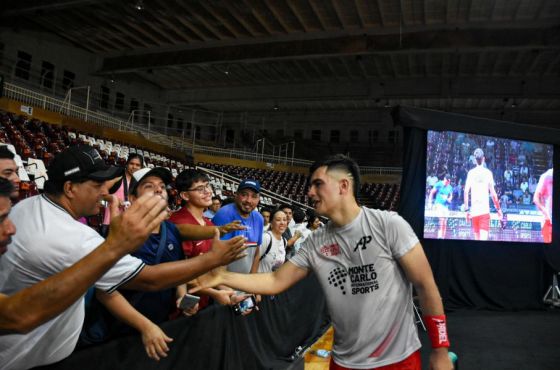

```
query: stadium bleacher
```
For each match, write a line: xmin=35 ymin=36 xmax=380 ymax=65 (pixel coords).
xmin=0 ymin=109 xmax=401 ymax=213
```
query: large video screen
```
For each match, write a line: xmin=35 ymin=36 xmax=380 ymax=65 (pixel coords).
xmin=424 ymin=131 xmax=553 ymax=243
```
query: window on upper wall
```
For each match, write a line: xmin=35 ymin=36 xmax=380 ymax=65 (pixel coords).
xmin=15 ymin=51 xmax=32 ymax=80
xmin=350 ymin=130 xmax=359 ymax=143
xmin=167 ymin=113 xmax=174 ymax=129
xmin=177 ymin=117 xmax=184 ymax=131
xmin=368 ymin=130 xmax=379 ymax=144
xmin=294 ymin=129 xmax=303 ymax=139
xmin=388 ymin=130 xmax=400 ymax=144
xmin=330 ymin=130 xmax=340 ymax=144
xmin=195 ymin=125 xmax=201 ymax=140
xmin=62 ymin=70 xmax=75 ymax=91
xmin=100 ymin=86 xmax=110 ymax=109
xmin=115 ymin=92 xmax=124 ymax=110
xmin=129 ymin=98 xmax=139 ymax=113
xmin=209 ymin=126 xmax=216 ymax=140
xmin=311 ymin=130 xmax=321 ymax=141
xmin=40 ymin=61 xmax=55 ymax=89
xmin=225 ymin=129 xmax=234 ymax=144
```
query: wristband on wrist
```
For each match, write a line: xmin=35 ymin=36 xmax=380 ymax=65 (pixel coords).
xmin=424 ymin=315 xmax=450 ymax=348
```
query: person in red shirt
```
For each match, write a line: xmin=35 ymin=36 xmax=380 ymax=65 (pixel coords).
xmin=169 ymin=169 xmax=240 ymax=310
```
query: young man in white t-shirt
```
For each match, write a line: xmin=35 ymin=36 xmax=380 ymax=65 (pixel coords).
xmin=463 ymin=148 xmax=503 ymax=241
xmin=194 ymin=154 xmax=453 ymax=370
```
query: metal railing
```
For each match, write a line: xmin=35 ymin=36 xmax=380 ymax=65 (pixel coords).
xmin=2 ymin=82 xmax=402 ymax=174
xmin=198 ymin=166 xmax=313 ymax=211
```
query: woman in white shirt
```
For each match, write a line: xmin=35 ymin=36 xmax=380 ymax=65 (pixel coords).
xmin=259 ymin=209 xmax=287 ymax=273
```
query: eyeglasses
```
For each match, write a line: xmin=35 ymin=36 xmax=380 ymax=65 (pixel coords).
xmin=186 ymin=184 xmax=213 ymax=193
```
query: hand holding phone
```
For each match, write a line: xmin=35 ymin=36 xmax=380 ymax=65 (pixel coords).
xmin=178 ymin=294 xmax=200 ymax=311
xmin=233 ymin=295 xmax=257 ymax=315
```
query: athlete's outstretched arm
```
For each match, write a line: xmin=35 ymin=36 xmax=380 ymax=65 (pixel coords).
xmin=398 ymin=243 xmax=453 ymax=370
xmin=191 ymin=261 xmax=309 ymax=296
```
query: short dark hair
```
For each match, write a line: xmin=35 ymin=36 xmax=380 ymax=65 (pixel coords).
xmin=269 ymin=208 xmax=286 ymax=225
xmin=309 ymin=154 xmax=361 ymax=200
xmin=307 ymin=215 xmax=320 ymax=229
xmin=280 ymin=203 xmax=293 ymax=211
xmin=126 ymin=153 xmax=144 ymax=166
xmin=175 ymin=169 xmax=210 ymax=192
xmin=211 ymin=196 xmax=222 ymax=203
xmin=293 ymin=208 xmax=306 ymax=223
xmin=0 ymin=146 xmax=15 ymax=160
xmin=0 ymin=177 xmax=14 ymax=199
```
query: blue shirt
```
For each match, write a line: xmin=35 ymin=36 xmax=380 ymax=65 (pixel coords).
xmin=212 ymin=203 xmax=264 ymax=273
xmin=434 ymin=181 xmax=453 ymax=206
xmin=121 ymin=221 xmax=184 ymax=325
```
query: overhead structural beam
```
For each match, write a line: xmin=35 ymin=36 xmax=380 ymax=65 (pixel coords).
xmin=99 ymin=27 xmax=560 ymax=74
xmin=165 ymin=76 xmax=560 ymax=105
xmin=0 ymin=0 xmax=112 ymax=16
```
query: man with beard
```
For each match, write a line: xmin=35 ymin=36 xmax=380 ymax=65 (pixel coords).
xmin=0 ymin=146 xmax=21 ymax=201
xmin=0 ymin=172 xmax=169 ymax=334
xmin=193 ymin=155 xmax=453 ymax=370
xmin=212 ymin=179 xmax=264 ymax=275
xmin=0 ymin=145 xmax=246 ymax=370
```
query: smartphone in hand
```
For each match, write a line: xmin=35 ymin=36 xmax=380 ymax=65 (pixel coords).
xmin=233 ymin=295 xmax=257 ymax=315
xmin=178 ymin=294 xmax=200 ymax=310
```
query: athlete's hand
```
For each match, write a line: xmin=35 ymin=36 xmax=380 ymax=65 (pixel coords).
xmin=207 ymin=229 xmax=247 ymax=266
xmin=429 ymin=348 xmax=454 ymax=370
xmin=218 ymin=221 xmax=246 ymax=236
xmin=190 ymin=266 xmax=227 ymax=293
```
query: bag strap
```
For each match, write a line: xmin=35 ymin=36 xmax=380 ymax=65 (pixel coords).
xmin=259 ymin=231 xmax=274 ymax=262
xmin=123 ymin=175 xmax=129 ymax=201
xmin=154 ymin=222 xmax=168 ymax=264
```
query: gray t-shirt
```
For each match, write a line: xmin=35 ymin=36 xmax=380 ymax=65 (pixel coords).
xmin=290 ymin=207 xmax=421 ymax=368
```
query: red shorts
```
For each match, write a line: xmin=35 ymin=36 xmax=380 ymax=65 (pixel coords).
xmin=472 ymin=214 xmax=490 ymax=234
xmin=542 ymin=220 xmax=552 ymax=243
xmin=329 ymin=350 xmax=421 ymax=370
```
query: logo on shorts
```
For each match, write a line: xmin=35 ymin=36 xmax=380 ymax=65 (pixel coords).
xmin=327 ymin=267 xmax=348 ymax=295
xmin=167 ymin=244 xmax=174 ymax=251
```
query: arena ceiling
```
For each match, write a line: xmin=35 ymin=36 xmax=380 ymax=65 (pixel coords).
xmin=1 ymin=0 xmax=560 ymax=122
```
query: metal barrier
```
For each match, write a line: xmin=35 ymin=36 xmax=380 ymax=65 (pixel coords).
xmin=2 ymin=82 xmax=402 ymax=174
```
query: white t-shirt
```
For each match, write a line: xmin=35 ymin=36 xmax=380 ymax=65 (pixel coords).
xmin=465 ymin=165 xmax=495 ymax=217
xmin=0 ymin=195 xmax=145 ymax=370
xmin=290 ymin=208 xmax=420 ymax=368
xmin=293 ymin=223 xmax=312 ymax=253
xmin=258 ymin=232 xmax=286 ymax=273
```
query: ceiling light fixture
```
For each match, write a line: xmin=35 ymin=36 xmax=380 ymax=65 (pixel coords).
xmin=134 ymin=0 xmax=144 ymax=11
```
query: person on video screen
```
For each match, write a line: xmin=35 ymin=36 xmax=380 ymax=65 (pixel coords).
xmin=428 ymin=173 xmax=453 ymax=239
xmin=533 ymin=168 xmax=553 ymax=243
xmin=463 ymin=148 xmax=503 ymax=241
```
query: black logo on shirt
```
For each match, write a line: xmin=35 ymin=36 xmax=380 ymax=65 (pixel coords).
xmin=348 ymin=264 xmax=379 ymax=295
xmin=328 ymin=267 xmax=348 ymax=295
xmin=353 ymin=235 xmax=372 ymax=252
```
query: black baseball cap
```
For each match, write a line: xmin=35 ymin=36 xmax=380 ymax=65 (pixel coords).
xmin=47 ymin=144 xmax=122 ymax=183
